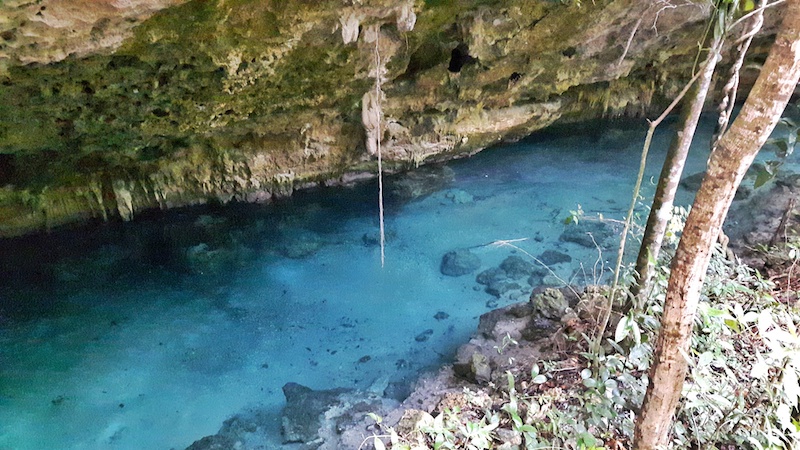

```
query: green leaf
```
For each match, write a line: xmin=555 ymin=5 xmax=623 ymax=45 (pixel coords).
xmin=374 ymin=436 xmax=386 ymax=450
xmin=533 ymin=374 xmax=548 ymax=384
xmin=367 ymin=412 xmax=383 ymax=424
xmin=724 ymin=318 xmax=741 ymax=332
xmin=743 ymin=0 xmax=755 ymax=10
xmin=754 ymin=168 xmax=774 ymax=188
xmin=775 ymin=140 xmax=790 ymax=157
xmin=614 ymin=315 xmax=630 ymax=343
xmin=506 ymin=370 xmax=516 ymax=393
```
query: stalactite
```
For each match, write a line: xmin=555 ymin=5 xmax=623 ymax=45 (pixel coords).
xmin=112 ymin=179 xmax=134 ymax=222
xmin=396 ymin=3 xmax=416 ymax=33
xmin=340 ymin=11 xmax=362 ymax=45
xmin=88 ymin=179 xmax=107 ymax=221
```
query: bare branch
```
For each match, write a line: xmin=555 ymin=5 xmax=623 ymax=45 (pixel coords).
xmin=617 ymin=15 xmax=643 ymax=68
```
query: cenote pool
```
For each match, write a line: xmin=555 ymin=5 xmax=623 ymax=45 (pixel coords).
xmin=0 ymin=117 xmax=777 ymax=449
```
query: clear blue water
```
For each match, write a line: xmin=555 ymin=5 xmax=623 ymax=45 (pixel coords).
xmin=0 ymin=116 xmax=777 ymax=449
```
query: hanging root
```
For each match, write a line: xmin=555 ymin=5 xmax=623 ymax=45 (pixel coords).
xmin=712 ymin=0 xmax=766 ymax=146
xmin=357 ymin=23 xmax=387 ymax=267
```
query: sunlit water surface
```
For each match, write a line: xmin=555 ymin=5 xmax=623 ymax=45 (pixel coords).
xmin=0 ymin=117 xmax=787 ymax=449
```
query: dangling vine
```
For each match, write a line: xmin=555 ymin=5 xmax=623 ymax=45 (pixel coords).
xmin=345 ymin=3 xmax=416 ymax=267
xmin=374 ymin=34 xmax=386 ymax=268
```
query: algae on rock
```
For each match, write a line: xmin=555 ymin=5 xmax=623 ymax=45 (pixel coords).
xmin=0 ymin=0 xmax=775 ymax=236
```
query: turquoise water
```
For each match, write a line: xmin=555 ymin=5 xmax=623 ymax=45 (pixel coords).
xmin=0 ymin=116 xmax=762 ymax=449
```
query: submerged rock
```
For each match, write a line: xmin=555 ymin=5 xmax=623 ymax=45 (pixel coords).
xmin=192 ymin=381 xmax=394 ymax=449
xmin=281 ymin=382 xmax=392 ymax=446
xmin=389 ymin=166 xmax=456 ymax=201
xmin=476 ymin=267 xmax=507 ymax=285
xmin=559 ymin=220 xmax=615 ymax=248
xmin=362 ymin=228 xmax=397 ymax=247
xmin=279 ymin=229 xmax=324 ymax=259
xmin=440 ymin=249 xmax=481 ymax=276
xmin=485 ymin=279 xmax=522 ymax=298
xmin=499 ymin=255 xmax=542 ymax=279
xmin=443 ymin=189 xmax=474 ymax=204
xmin=434 ymin=311 xmax=450 ymax=321
xmin=415 ymin=329 xmax=434 ymax=342
xmin=537 ymin=249 xmax=572 ymax=265
xmin=282 ymin=382 xmax=349 ymax=443
xmin=186 ymin=408 xmax=273 ymax=450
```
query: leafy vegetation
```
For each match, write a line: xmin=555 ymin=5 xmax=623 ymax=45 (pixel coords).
xmin=366 ymin=208 xmax=800 ymax=449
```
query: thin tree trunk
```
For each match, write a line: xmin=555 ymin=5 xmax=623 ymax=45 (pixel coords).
xmin=633 ymin=1 xmax=800 ymax=448
xmin=630 ymin=33 xmax=723 ymax=301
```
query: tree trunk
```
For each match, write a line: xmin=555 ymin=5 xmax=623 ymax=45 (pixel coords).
xmin=633 ymin=2 xmax=800 ymax=448
xmin=630 ymin=33 xmax=723 ymax=301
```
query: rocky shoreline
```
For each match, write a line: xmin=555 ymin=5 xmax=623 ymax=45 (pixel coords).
xmin=185 ymin=173 xmax=799 ymax=450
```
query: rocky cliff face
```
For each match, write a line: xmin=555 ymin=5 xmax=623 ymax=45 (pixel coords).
xmin=0 ymin=0 xmax=774 ymax=236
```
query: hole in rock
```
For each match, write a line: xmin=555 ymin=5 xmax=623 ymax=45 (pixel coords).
xmin=448 ymin=43 xmax=476 ymax=73
xmin=0 ymin=153 xmax=17 ymax=185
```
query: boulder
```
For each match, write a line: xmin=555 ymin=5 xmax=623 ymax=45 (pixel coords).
xmin=499 ymin=255 xmax=543 ymax=279
xmin=475 ymin=267 xmax=507 ymax=285
xmin=537 ymin=249 xmax=572 ymax=265
xmin=453 ymin=349 xmax=492 ymax=384
xmin=389 ymin=165 xmax=455 ymax=201
xmin=541 ymin=273 xmax=565 ymax=286
xmin=485 ymin=279 xmax=522 ymax=298
xmin=281 ymin=382 xmax=349 ymax=444
xmin=530 ymin=288 xmax=569 ymax=320
xmin=186 ymin=408 xmax=275 ymax=450
xmin=559 ymin=220 xmax=614 ymax=248
xmin=395 ymin=409 xmax=434 ymax=436
xmin=443 ymin=189 xmax=474 ymax=204
xmin=521 ymin=316 xmax=559 ymax=341
xmin=476 ymin=303 xmax=533 ymax=341
xmin=281 ymin=382 xmax=394 ymax=447
xmin=440 ymin=249 xmax=481 ymax=277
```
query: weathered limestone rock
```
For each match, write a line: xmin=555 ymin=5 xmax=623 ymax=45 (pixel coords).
xmin=186 ymin=408 xmax=273 ymax=450
xmin=388 ymin=165 xmax=455 ymax=200
xmin=281 ymin=382 xmax=387 ymax=446
xmin=188 ymin=381 xmax=395 ymax=450
xmin=440 ymin=248 xmax=481 ymax=277
xmin=0 ymin=0 xmax=188 ymax=69
xmin=0 ymin=0 xmax=781 ymax=237
xmin=282 ymin=382 xmax=348 ymax=444
xmin=530 ymin=287 xmax=569 ymax=320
